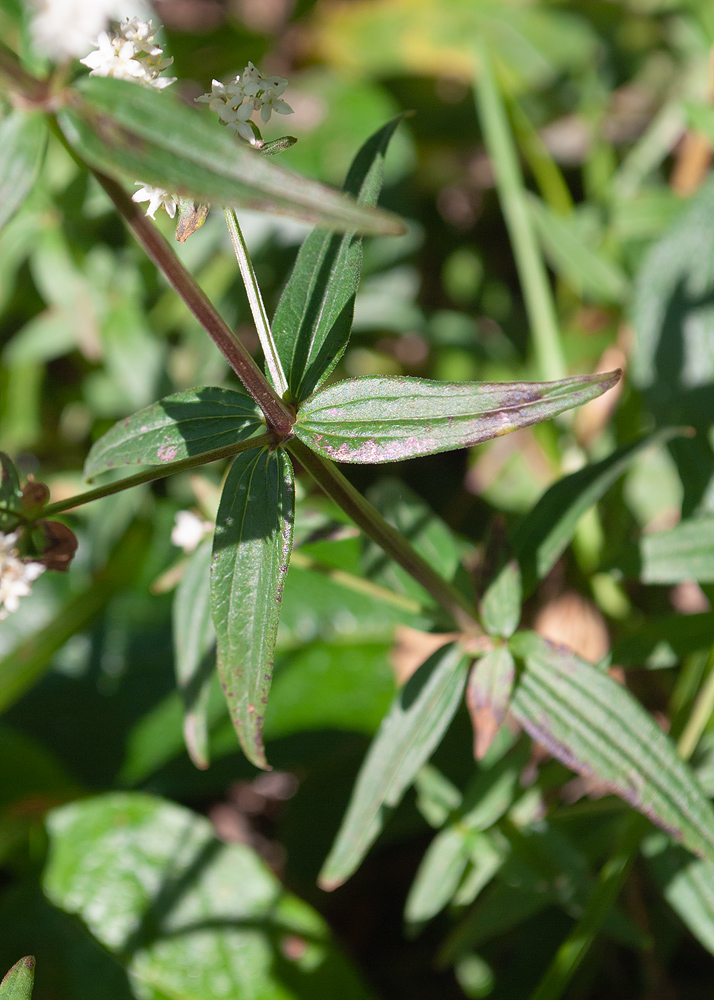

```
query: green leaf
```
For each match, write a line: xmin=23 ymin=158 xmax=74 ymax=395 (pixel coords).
xmin=0 ymin=958 xmax=34 ymax=1000
xmin=640 ymin=517 xmax=714 ymax=583
xmin=613 ymin=612 xmax=714 ymax=670
xmin=295 ymin=372 xmax=621 ymax=464
xmin=513 ymin=429 xmax=684 ymax=595
xmin=0 ymin=453 xmax=22 ymax=530
xmin=466 ymin=647 xmax=516 ymax=760
xmin=644 ymin=836 xmax=714 ymax=957
xmin=528 ymin=195 xmax=629 ymax=304
xmin=211 ymin=447 xmax=295 ymax=769
xmin=480 ymin=561 xmax=521 ymax=638
xmin=0 ymin=110 xmax=46 ymax=232
xmin=172 ymin=538 xmax=214 ymax=770
xmin=509 ymin=631 xmax=714 ymax=863
xmin=58 ymin=78 xmax=404 ymax=236
xmin=43 ymin=793 xmax=375 ymax=1000
xmin=318 ymin=643 xmax=469 ymax=890
xmin=84 ymin=387 xmax=263 ymax=480
xmin=272 ymin=116 xmax=404 ymax=403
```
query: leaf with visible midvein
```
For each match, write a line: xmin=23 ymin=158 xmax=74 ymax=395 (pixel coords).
xmin=295 ymin=371 xmax=621 ymax=464
xmin=513 ymin=427 xmax=685 ymax=595
xmin=272 ymin=116 xmax=404 ymax=403
xmin=211 ymin=448 xmax=294 ymax=769
xmin=85 ymin=386 xmax=263 ymax=479
xmin=0 ymin=958 xmax=35 ymax=1000
xmin=319 ymin=643 xmax=469 ymax=890
xmin=640 ymin=516 xmax=714 ymax=583
xmin=509 ymin=631 xmax=714 ymax=863
xmin=173 ymin=538 xmax=215 ymax=770
xmin=58 ymin=77 xmax=403 ymax=235
xmin=0 ymin=110 xmax=46 ymax=233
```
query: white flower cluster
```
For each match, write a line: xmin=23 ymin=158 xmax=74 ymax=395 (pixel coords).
xmin=0 ymin=532 xmax=45 ymax=621
xmin=80 ymin=16 xmax=176 ymax=90
xmin=131 ymin=184 xmax=177 ymax=220
xmin=31 ymin=0 xmax=123 ymax=60
xmin=171 ymin=511 xmax=213 ymax=553
xmin=196 ymin=62 xmax=292 ymax=146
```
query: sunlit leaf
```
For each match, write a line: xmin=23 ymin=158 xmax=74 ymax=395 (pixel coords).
xmin=84 ymin=387 xmax=263 ymax=480
xmin=0 ymin=110 xmax=46 ymax=232
xmin=0 ymin=957 xmax=34 ymax=1000
xmin=319 ymin=643 xmax=469 ymax=890
xmin=480 ymin=561 xmax=521 ymax=639
xmin=57 ymin=78 xmax=404 ymax=235
xmin=273 ymin=116 xmax=404 ymax=403
xmin=211 ymin=448 xmax=294 ymax=769
xmin=295 ymin=372 xmax=620 ymax=463
xmin=640 ymin=517 xmax=714 ymax=583
xmin=509 ymin=631 xmax=714 ymax=863
xmin=466 ymin=647 xmax=515 ymax=760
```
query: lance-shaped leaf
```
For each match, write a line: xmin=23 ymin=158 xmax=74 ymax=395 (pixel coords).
xmin=85 ymin=387 xmax=263 ymax=480
xmin=57 ymin=77 xmax=404 ymax=235
xmin=480 ymin=561 xmax=521 ymax=639
xmin=0 ymin=110 xmax=46 ymax=232
xmin=295 ymin=371 xmax=621 ymax=464
xmin=173 ymin=538 xmax=215 ymax=770
xmin=644 ymin=837 xmax=714 ymax=957
xmin=513 ymin=427 xmax=685 ymax=595
xmin=509 ymin=631 xmax=714 ymax=863
xmin=640 ymin=516 xmax=714 ymax=584
xmin=272 ymin=116 xmax=404 ymax=403
xmin=466 ymin=647 xmax=516 ymax=760
xmin=0 ymin=958 xmax=35 ymax=1000
xmin=319 ymin=643 xmax=469 ymax=890
xmin=211 ymin=448 xmax=294 ymax=769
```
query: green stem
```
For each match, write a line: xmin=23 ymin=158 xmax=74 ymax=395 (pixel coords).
xmin=42 ymin=434 xmax=271 ymax=518
xmin=507 ymin=97 xmax=573 ymax=215
xmin=473 ymin=44 xmax=567 ymax=381
xmin=288 ymin=438 xmax=484 ymax=636
xmin=0 ymin=40 xmax=49 ymax=104
xmin=223 ymin=208 xmax=288 ymax=396
xmin=290 ymin=550 xmax=428 ymax=616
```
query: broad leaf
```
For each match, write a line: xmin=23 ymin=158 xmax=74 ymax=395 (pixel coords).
xmin=480 ymin=561 xmax=521 ymax=638
xmin=513 ymin=428 xmax=683 ymax=595
xmin=0 ymin=111 xmax=46 ymax=232
xmin=58 ymin=78 xmax=404 ymax=235
xmin=85 ymin=387 xmax=263 ymax=480
xmin=640 ymin=516 xmax=714 ymax=583
xmin=211 ymin=448 xmax=294 ymax=769
xmin=466 ymin=647 xmax=515 ymax=760
xmin=172 ymin=538 xmax=215 ymax=770
xmin=272 ymin=116 xmax=403 ymax=403
xmin=319 ymin=643 xmax=469 ymax=890
xmin=295 ymin=372 xmax=621 ymax=464
xmin=0 ymin=958 xmax=34 ymax=1000
xmin=509 ymin=631 xmax=714 ymax=863
xmin=43 ymin=794 xmax=375 ymax=1000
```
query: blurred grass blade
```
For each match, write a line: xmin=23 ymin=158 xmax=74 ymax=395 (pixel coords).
xmin=295 ymin=372 xmax=620 ymax=464
xmin=513 ymin=428 xmax=685 ymax=596
xmin=273 ymin=116 xmax=404 ymax=403
xmin=640 ymin=517 xmax=714 ymax=583
xmin=405 ymin=826 xmax=475 ymax=927
xmin=466 ymin=647 xmax=515 ymax=760
xmin=173 ymin=538 xmax=215 ymax=770
xmin=645 ymin=836 xmax=714 ymax=958
xmin=474 ymin=41 xmax=566 ymax=381
xmin=0 ymin=452 xmax=23 ymax=529
xmin=211 ymin=448 xmax=294 ymax=769
xmin=509 ymin=631 xmax=714 ymax=863
xmin=319 ymin=643 xmax=469 ymax=890
xmin=0 ymin=110 xmax=46 ymax=232
xmin=57 ymin=78 xmax=405 ymax=235
xmin=84 ymin=387 xmax=263 ymax=480
xmin=0 ymin=958 xmax=35 ymax=1000
xmin=480 ymin=561 xmax=521 ymax=639
xmin=528 ymin=194 xmax=629 ymax=304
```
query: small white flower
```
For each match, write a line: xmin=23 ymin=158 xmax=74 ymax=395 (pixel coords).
xmin=195 ymin=62 xmax=292 ymax=146
xmin=171 ymin=511 xmax=213 ymax=553
xmin=0 ymin=532 xmax=45 ymax=621
xmin=80 ymin=18 xmax=176 ymax=90
xmin=259 ymin=90 xmax=292 ymax=124
xmin=132 ymin=184 xmax=177 ymax=219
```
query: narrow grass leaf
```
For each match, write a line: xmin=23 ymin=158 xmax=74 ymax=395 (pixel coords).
xmin=84 ymin=387 xmax=263 ymax=480
xmin=319 ymin=643 xmax=469 ymax=890
xmin=295 ymin=372 xmax=620 ymax=464
xmin=273 ymin=116 xmax=404 ymax=403
xmin=211 ymin=448 xmax=294 ymax=769
xmin=513 ymin=428 xmax=684 ymax=595
xmin=173 ymin=538 xmax=215 ymax=770
xmin=509 ymin=631 xmax=714 ymax=862
xmin=0 ymin=110 xmax=46 ymax=232
xmin=466 ymin=648 xmax=515 ymax=760
xmin=0 ymin=958 xmax=35 ymax=1000
xmin=640 ymin=517 xmax=714 ymax=583
xmin=58 ymin=78 xmax=404 ymax=235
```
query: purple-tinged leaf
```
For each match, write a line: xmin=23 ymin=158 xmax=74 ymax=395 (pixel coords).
xmin=211 ymin=448 xmax=294 ymax=769
xmin=466 ymin=647 xmax=515 ymax=760
xmin=0 ymin=957 xmax=35 ymax=1000
xmin=295 ymin=372 xmax=621 ymax=464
